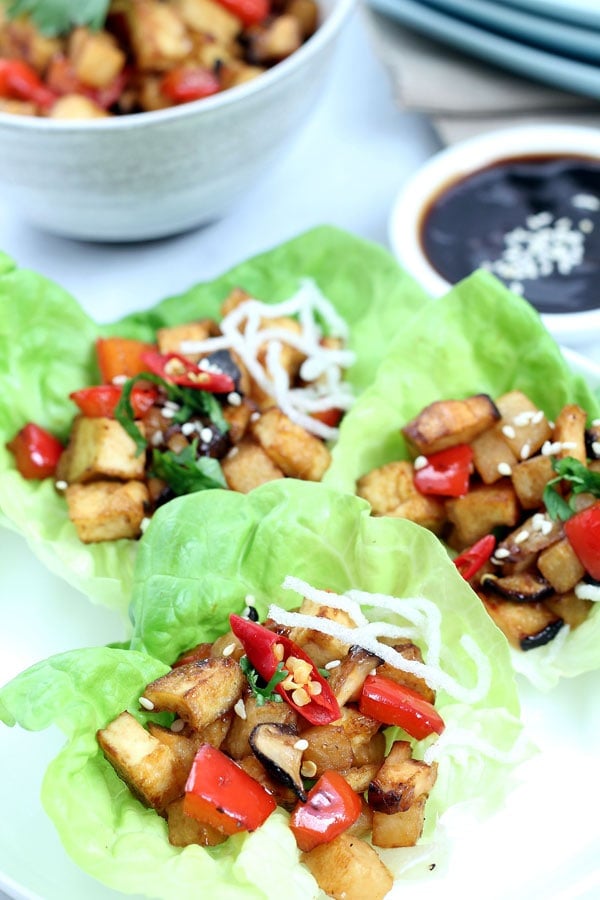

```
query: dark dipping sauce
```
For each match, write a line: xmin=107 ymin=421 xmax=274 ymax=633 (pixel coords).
xmin=420 ymin=155 xmax=600 ymax=315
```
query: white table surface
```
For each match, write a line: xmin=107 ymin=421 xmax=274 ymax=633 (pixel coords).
xmin=1 ymin=7 xmax=600 ymax=900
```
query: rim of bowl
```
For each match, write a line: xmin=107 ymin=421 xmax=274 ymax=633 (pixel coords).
xmin=0 ymin=0 xmax=356 ymax=133
xmin=389 ymin=123 xmax=600 ymax=341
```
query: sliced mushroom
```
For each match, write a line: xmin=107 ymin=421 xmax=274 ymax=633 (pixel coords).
xmin=480 ymin=571 xmax=554 ymax=603
xmin=327 ymin=645 xmax=382 ymax=706
xmin=249 ymin=722 xmax=307 ymax=801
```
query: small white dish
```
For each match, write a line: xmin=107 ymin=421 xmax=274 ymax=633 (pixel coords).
xmin=389 ymin=124 xmax=600 ymax=346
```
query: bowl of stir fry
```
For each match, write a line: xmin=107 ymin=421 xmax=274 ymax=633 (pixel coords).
xmin=0 ymin=0 xmax=354 ymax=240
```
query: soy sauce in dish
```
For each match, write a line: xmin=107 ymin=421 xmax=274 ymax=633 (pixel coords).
xmin=419 ymin=155 xmax=600 ymax=315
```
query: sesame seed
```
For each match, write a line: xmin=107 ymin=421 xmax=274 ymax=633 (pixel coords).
xmin=502 ymin=425 xmax=516 ymax=439
xmin=181 ymin=422 xmax=196 ymax=436
xmin=222 ymin=643 xmax=236 ymax=657
xmin=55 ymin=479 xmax=68 ymax=490
xmin=234 ymin=699 xmax=247 ymax=720
xmin=497 ymin=462 xmax=512 ymax=476
xmin=592 ymin=441 xmax=600 ymax=456
xmin=245 ymin=594 xmax=256 ymax=606
xmin=560 ymin=441 xmax=577 ymax=450
xmin=579 ymin=218 xmax=594 ymax=234
xmin=514 ymin=529 xmax=530 ymax=544
xmin=227 ymin=392 xmax=242 ymax=407
xmin=592 ymin=419 xmax=600 ymax=427
xmin=170 ymin=718 xmax=185 ymax=733
xmin=250 ymin=411 xmax=260 ymax=422
xmin=227 ymin=446 xmax=239 ymax=458
xmin=324 ymin=659 xmax=341 ymax=670
xmin=151 ymin=431 xmax=164 ymax=446
xmin=161 ymin=407 xmax=176 ymax=419
xmin=139 ymin=696 xmax=154 ymax=711
xmin=164 ymin=400 xmax=181 ymax=411
xmin=112 ymin=374 xmax=127 ymax=385
xmin=532 ymin=410 xmax=544 ymax=424
xmin=413 ymin=455 xmax=428 ymax=470
xmin=140 ymin=517 xmax=151 ymax=533
xmin=572 ymin=193 xmax=600 ymax=212
xmin=520 ymin=443 xmax=531 ymax=460
xmin=294 ymin=739 xmax=309 ymax=751
xmin=200 ymin=427 xmax=213 ymax=443
xmin=301 ymin=761 xmax=318 ymax=778
xmin=493 ymin=548 xmax=511 ymax=560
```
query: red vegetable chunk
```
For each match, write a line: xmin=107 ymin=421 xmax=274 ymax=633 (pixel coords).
xmin=359 ymin=675 xmax=444 ymax=741
xmin=289 ymin=770 xmax=362 ymax=851
xmin=6 ymin=423 xmax=63 ymax=480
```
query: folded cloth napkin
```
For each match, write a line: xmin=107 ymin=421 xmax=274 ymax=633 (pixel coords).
xmin=364 ymin=7 xmax=600 ymax=143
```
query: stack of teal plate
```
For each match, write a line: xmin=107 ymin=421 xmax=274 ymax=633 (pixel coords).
xmin=367 ymin=0 xmax=600 ymax=98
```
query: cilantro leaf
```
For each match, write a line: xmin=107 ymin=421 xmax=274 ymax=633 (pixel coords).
xmin=114 ymin=372 xmax=166 ymax=455
xmin=5 ymin=0 xmax=110 ymax=35
xmin=150 ymin=441 xmax=226 ymax=496
xmin=240 ymin=656 xmax=286 ymax=706
xmin=543 ymin=456 xmax=600 ymax=522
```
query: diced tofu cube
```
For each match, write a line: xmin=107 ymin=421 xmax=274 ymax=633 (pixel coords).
xmin=480 ymin=595 xmax=563 ymax=650
xmin=537 ymin=538 xmax=586 ymax=593
xmin=69 ymin=26 xmax=126 ymax=88
xmin=143 ymin=658 xmax=244 ymax=731
xmin=97 ymin=711 xmax=181 ymax=809
xmin=495 ymin=391 xmax=552 ymax=459
xmin=471 ymin=425 xmax=518 ymax=484
xmin=60 ymin=416 xmax=146 ymax=483
xmin=126 ymin=0 xmax=193 ymax=71
xmin=402 ymin=394 xmax=500 ymax=456
xmin=221 ymin=436 xmax=285 ymax=493
xmin=156 ymin=319 xmax=220 ymax=361
xmin=371 ymin=797 xmax=427 ymax=849
xmin=49 ymin=94 xmax=108 ymax=119
xmin=545 ymin=591 xmax=593 ymax=630
xmin=246 ymin=15 xmax=302 ymax=64
xmin=252 ymin=407 xmax=330 ymax=481
xmin=368 ymin=741 xmax=437 ymax=814
xmin=172 ymin=0 xmax=242 ymax=44
xmin=552 ymin=404 xmax=588 ymax=463
xmin=446 ymin=480 xmax=520 ymax=549
xmin=288 ymin=597 xmax=357 ymax=667
xmin=356 ymin=460 xmax=446 ymax=531
xmin=302 ymin=832 xmax=393 ymax=900
xmin=65 ymin=480 xmax=149 ymax=542
xmin=510 ymin=454 xmax=554 ymax=508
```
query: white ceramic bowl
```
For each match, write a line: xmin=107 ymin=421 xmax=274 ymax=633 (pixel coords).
xmin=389 ymin=124 xmax=600 ymax=346
xmin=0 ymin=0 xmax=354 ymax=242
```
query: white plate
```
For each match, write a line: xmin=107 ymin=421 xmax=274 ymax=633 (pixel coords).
xmin=421 ymin=0 xmax=600 ymax=61
xmin=498 ymin=0 xmax=600 ymax=30
xmin=1 ymin=349 xmax=600 ymax=900
xmin=367 ymin=0 xmax=600 ymax=98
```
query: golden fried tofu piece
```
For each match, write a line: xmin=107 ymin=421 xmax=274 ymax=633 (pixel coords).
xmin=59 ymin=416 xmax=145 ymax=483
xmin=368 ymin=741 xmax=437 ymax=815
xmin=510 ymin=454 xmax=554 ymax=509
xmin=480 ymin=594 xmax=563 ymax=650
xmin=495 ymin=391 xmax=552 ymax=459
xmin=553 ymin=404 xmax=588 ymax=463
xmin=126 ymin=0 xmax=192 ymax=71
xmin=288 ymin=597 xmax=357 ymax=667
xmin=302 ymin=832 xmax=393 ymax=900
xmin=446 ymin=480 xmax=520 ymax=549
xmin=49 ymin=94 xmax=108 ymax=119
xmin=356 ymin=460 xmax=446 ymax=533
xmin=143 ymin=658 xmax=244 ymax=731
xmin=402 ymin=394 xmax=500 ymax=456
xmin=97 ymin=711 xmax=181 ymax=810
xmin=471 ymin=425 xmax=518 ymax=484
xmin=252 ymin=408 xmax=330 ymax=481
xmin=537 ymin=538 xmax=586 ymax=593
xmin=221 ymin=437 xmax=285 ymax=493
xmin=173 ymin=0 xmax=242 ymax=44
xmin=69 ymin=26 xmax=126 ymax=88
xmin=245 ymin=14 xmax=302 ymax=63
xmin=65 ymin=480 xmax=149 ymax=543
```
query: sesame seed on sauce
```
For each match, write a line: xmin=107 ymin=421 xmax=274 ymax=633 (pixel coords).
xmin=227 ymin=392 xmax=242 ymax=406
xmin=139 ymin=696 xmax=154 ymax=711
xmin=200 ymin=426 xmax=213 ymax=443
xmin=497 ymin=462 xmax=512 ymax=476
xmin=413 ymin=455 xmax=428 ymax=470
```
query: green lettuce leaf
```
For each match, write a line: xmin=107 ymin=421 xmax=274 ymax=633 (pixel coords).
xmin=325 ymin=270 xmax=600 ymax=688
xmin=0 ymin=226 xmax=429 ymax=615
xmin=0 ymin=480 xmax=527 ymax=898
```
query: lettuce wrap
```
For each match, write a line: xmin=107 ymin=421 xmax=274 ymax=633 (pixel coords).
xmin=324 ymin=270 xmax=600 ymax=688
xmin=0 ymin=226 xmax=429 ymax=615
xmin=0 ymin=480 xmax=527 ymax=899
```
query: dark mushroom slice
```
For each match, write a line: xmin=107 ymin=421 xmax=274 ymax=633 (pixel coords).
xmin=326 ymin=645 xmax=382 ymax=707
xmin=249 ymin=723 xmax=307 ymax=801
xmin=520 ymin=619 xmax=565 ymax=651
xmin=480 ymin=571 xmax=554 ymax=603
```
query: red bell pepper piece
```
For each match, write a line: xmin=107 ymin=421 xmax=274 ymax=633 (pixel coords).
xmin=184 ymin=744 xmax=276 ymax=835
xmin=6 ymin=423 xmax=63 ymax=480
xmin=289 ymin=770 xmax=362 ymax=852
xmin=96 ymin=337 xmax=157 ymax=384
xmin=141 ymin=350 xmax=235 ymax=394
xmin=564 ymin=501 xmax=600 ymax=580
xmin=0 ymin=59 xmax=56 ymax=109
xmin=215 ymin=0 xmax=270 ymax=26
xmin=69 ymin=384 xmax=158 ymax=418
xmin=359 ymin=674 xmax=444 ymax=741
xmin=160 ymin=66 xmax=220 ymax=104
xmin=311 ymin=408 xmax=343 ymax=428
xmin=229 ymin=614 xmax=341 ymax=725
xmin=413 ymin=443 xmax=473 ymax=497
xmin=453 ymin=534 xmax=496 ymax=581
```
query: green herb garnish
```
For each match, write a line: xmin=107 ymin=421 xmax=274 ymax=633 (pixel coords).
xmin=543 ymin=456 xmax=600 ymax=521
xmin=240 ymin=656 xmax=287 ymax=706
xmin=150 ymin=441 xmax=226 ymax=496
xmin=5 ymin=0 xmax=110 ymax=35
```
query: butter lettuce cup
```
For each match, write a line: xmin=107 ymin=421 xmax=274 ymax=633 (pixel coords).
xmin=0 ymin=481 xmax=528 ymax=900
xmin=325 ymin=270 xmax=600 ymax=689
xmin=0 ymin=226 xmax=429 ymax=617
